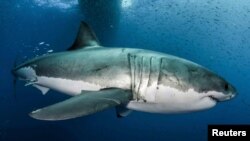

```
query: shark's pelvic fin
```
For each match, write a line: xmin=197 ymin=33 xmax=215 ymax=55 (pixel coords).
xmin=67 ymin=21 xmax=101 ymax=51
xmin=29 ymin=88 xmax=132 ymax=121
xmin=116 ymin=106 xmax=132 ymax=118
xmin=33 ymin=85 xmax=50 ymax=95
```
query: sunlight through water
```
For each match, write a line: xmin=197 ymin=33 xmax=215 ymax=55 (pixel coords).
xmin=33 ymin=0 xmax=78 ymax=9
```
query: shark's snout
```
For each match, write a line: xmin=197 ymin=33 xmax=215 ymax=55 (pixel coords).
xmin=228 ymin=84 xmax=237 ymax=97
xmin=208 ymin=84 xmax=237 ymax=102
xmin=223 ymin=83 xmax=237 ymax=101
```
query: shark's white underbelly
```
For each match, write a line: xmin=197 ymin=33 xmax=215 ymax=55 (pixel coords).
xmin=126 ymin=85 xmax=217 ymax=113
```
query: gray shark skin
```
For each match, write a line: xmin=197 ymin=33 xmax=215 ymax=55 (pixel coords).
xmin=12 ymin=22 xmax=237 ymax=121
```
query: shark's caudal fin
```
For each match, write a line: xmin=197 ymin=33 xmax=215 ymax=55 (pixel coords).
xmin=29 ymin=88 xmax=132 ymax=121
xmin=67 ymin=21 xmax=101 ymax=51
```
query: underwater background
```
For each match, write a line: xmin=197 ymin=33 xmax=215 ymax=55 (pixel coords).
xmin=1 ymin=0 xmax=250 ymax=141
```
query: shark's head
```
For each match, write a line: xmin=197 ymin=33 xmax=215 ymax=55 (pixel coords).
xmin=196 ymin=73 xmax=237 ymax=102
xmin=187 ymin=65 xmax=237 ymax=103
xmin=155 ymin=57 xmax=237 ymax=113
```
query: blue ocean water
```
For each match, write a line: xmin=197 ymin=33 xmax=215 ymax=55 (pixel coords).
xmin=1 ymin=0 xmax=250 ymax=141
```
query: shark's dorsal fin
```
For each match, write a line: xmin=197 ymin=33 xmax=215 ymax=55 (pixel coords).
xmin=67 ymin=21 xmax=101 ymax=51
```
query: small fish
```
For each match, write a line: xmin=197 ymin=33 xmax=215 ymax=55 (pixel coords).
xmin=39 ymin=42 xmax=45 ymax=45
xmin=47 ymin=50 xmax=53 ymax=53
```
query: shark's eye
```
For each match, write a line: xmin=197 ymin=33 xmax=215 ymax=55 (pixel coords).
xmin=224 ymin=83 xmax=229 ymax=91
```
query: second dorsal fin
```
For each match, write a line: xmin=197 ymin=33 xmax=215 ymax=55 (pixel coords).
xmin=67 ymin=21 xmax=101 ymax=51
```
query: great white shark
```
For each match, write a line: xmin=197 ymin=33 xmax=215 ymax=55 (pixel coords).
xmin=12 ymin=22 xmax=237 ymax=121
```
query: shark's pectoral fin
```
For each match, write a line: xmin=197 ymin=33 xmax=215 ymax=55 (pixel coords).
xmin=29 ymin=88 xmax=132 ymax=121
xmin=115 ymin=106 xmax=132 ymax=118
xmin=33 ymin=85 xmax=50 ymax=95
xmin=67 ymin=21 xmax=101 ymax=51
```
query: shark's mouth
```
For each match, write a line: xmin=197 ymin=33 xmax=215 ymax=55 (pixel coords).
xmin=208 ymin=95 xmax=219 ymax=102
xmin=206 ymin=92 xmax=234 ymax=102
